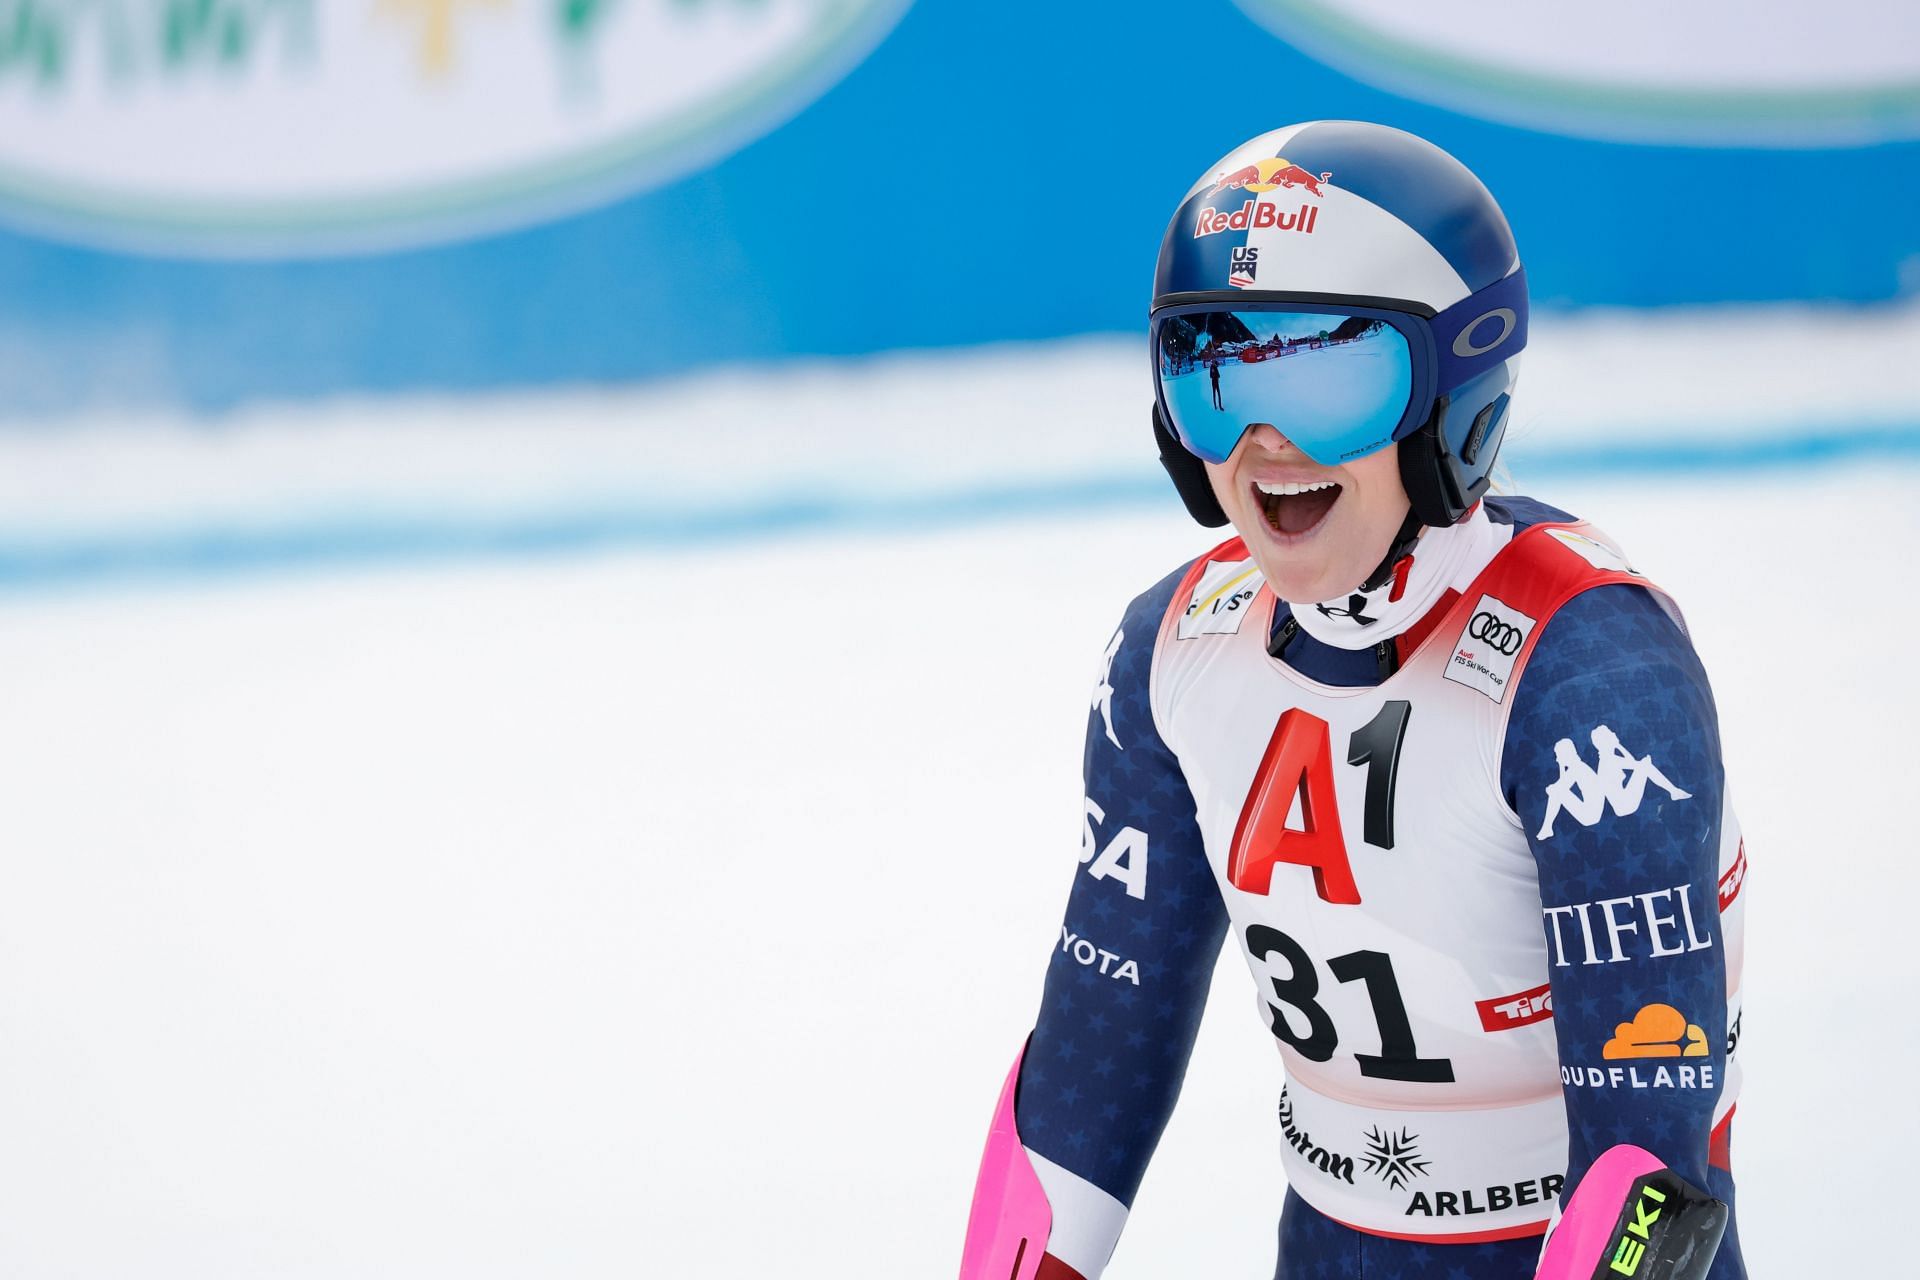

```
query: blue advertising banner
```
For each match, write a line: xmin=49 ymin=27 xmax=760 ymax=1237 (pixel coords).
xmin=0 ymin=0 xmax=1912 ymax=415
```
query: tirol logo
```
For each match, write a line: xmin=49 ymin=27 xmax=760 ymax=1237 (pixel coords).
xmin=1718 ymin=841 xmax=1747 ymax=911
xmin=1229 ymin=245 xmax=1260 ymax=289
xmin=1476 ymin=981 xmax=1553 ymax=1032
xmin=0 ymin=0 xmax=908 ymax=255
xmin=1443 ymin=594 xmax=1536 ymax=703
xmin=1538 ymin=726 xmax=1690 ymax=839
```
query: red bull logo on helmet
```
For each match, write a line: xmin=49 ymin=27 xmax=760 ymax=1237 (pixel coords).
xmin=1205 ymin=157 xmax=1332 ymax=197
xmin=1193 ymin=199 xmax=1321 ymax=239
xmin=1194 ymin=156 xmax=1331 ymax=239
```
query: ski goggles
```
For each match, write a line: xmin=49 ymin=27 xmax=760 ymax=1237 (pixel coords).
xmin=1149 ymin=271 xmax=1527 ymax=467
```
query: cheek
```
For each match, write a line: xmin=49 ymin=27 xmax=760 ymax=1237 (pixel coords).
xmin=1345 ymin=448 xmax=1407 ymax=513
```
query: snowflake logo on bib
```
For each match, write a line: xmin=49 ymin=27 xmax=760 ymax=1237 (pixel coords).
xmin=1361 ymin=1126 xmax=1429 ymax=1190
xmin=1538 ymin=725 xmax=1690 ymax=839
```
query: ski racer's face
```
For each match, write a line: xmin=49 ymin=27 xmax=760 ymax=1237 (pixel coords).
xmin=1204 ymin=423 xmax=1412 ymax=605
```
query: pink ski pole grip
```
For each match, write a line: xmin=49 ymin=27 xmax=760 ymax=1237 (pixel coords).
xmin=1535 ymin=1145 xmax=1668 ymax=1278
xmin=959 ymin=1044 xmax=1052 ymax=1280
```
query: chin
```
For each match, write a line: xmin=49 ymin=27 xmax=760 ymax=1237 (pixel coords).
xmin=1262 ymin=561 xmax=1358 ymax=605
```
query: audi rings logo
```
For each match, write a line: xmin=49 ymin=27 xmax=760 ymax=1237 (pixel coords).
xmin=1468 ymin=611 xmax=1524 ymax=655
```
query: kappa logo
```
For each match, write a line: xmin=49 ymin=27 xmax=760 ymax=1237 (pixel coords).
xmin=1538 ymin=726 xmax=1691 ymax=839
xmin=1443 ymin=593 xmax=1536 ymax=703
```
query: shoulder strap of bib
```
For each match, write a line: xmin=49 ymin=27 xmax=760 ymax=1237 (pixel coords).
xmin=1428 ymin=520 xmax=1680 ymax=701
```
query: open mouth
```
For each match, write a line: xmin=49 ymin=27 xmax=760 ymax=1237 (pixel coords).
xmin=1254 ymin=480 xmax=1342 ymax=537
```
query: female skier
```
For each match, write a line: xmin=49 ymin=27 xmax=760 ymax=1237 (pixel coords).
xmin=959 ymin=122 xmax=1746 ymax=1280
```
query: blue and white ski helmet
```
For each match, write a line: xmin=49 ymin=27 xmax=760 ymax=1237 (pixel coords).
xmin=1149 ymin=121 xmax=1527 ymax=529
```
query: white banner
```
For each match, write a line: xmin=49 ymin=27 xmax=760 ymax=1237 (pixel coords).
xmin=1235 ymin=0 xmax=1920 ymax=146
xmin=0 ymin=0 xmax=906 ymax=255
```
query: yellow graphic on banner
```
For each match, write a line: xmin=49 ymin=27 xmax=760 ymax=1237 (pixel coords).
xmin=379 ymin=0 xmax=510 ymax=77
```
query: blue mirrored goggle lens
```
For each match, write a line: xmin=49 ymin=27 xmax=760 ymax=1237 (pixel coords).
xmin=1155 ymin=311 xmax=1415 ymax=466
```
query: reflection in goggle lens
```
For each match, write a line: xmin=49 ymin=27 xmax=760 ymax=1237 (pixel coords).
xmin=1157 ymin=311 xmax=1414 ymax=464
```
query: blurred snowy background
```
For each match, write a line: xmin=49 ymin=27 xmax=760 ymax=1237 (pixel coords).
xmin=0 ymin=1 xmax=1915 ymax=1276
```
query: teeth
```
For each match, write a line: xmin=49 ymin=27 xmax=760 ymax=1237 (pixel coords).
xmin=1255 ymin=481 xmax=1338 ymax=496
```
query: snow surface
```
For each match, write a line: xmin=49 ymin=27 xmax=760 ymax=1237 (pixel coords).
xmin=0 ymin=463 xmax=1910 ymax=1276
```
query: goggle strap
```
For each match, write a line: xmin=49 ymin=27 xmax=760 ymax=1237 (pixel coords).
xmin=1431 ymin=265 xmax=1528 ymax=391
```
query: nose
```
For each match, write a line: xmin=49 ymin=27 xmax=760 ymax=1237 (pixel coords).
xmin=1243 ymin=422 xmax=1298 ymax=453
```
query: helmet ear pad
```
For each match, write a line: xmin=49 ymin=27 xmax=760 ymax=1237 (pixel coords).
xmin=1153 ymin=404 xmax=1231 ymax=527
xmin=1399 ymin=371 xmax=1514 ymax=528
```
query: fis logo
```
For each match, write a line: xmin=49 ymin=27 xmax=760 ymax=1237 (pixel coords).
xmin=1178 ymin=559 xmax=1263 ymax=639
xmin=1538 ymin=726 xmax=1690 ymax=839
xmin=1229 ymin=245 xmax=1259 ymax=288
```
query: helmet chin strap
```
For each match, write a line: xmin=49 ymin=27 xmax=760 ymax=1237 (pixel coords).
xmin=1358 ymin=506 xmax=1425 ymax=594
